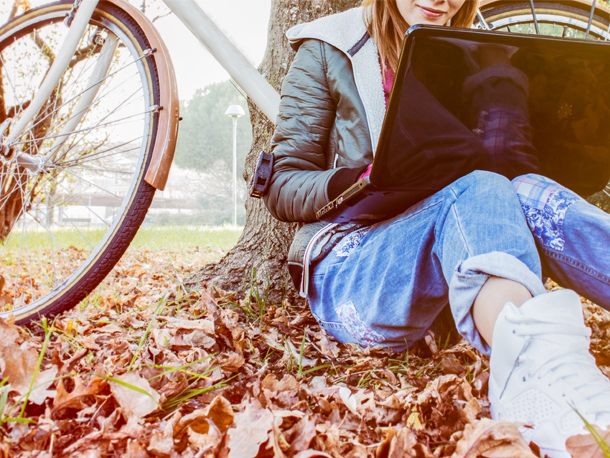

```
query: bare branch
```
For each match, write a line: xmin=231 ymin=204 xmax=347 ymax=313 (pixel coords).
xmin=152 ymin=11 xmax=172 ymax=23
xmin=8 ymin=0 xmax=31 ymax=21
xmin=69 ymin=43 xmax=103 ymax=70
xmin=31 ymin=30 xmax=56 ymax=64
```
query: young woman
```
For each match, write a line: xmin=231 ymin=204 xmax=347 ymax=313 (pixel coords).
xmin=263 ymin=1 xmax=610 ymax=456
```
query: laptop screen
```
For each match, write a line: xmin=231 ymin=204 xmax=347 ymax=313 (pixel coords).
xmin=372 ymin=26 xmax=610 ymax=198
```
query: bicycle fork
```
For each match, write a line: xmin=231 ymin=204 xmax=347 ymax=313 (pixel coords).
xmin=2 ymin=0 xmax=105 ymax=173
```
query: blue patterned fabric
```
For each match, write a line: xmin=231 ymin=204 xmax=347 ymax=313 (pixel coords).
xmin=333 ymin=227 xmax=370 ymax=257
xmin=335 ymin=301 xmax=385 ymax=345
xmin=518 ymin=189 xmax=581 ymax=251
xmin=512 ymin=175 xmax=560 ymax=211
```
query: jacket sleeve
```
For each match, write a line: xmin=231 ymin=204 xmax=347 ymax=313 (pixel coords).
xmin=263 ymin=40 xmax=365 ymax=223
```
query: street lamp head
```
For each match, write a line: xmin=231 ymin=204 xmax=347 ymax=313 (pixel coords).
xmin=225 ymin=104 xmax=245 ymax=118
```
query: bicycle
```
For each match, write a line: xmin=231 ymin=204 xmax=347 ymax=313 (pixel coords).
xmin=0 ymin=0 xmax=607 ymax=325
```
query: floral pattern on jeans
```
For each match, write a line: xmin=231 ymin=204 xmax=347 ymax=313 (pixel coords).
xmin=336 ymin=301 xmax=385 ymax=345
xmin=520 ymin=189 xmax=580 ymax=251
xmin=333 ymin=227 xmax=370 ymax=257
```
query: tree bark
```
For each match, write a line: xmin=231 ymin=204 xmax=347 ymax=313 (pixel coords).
xmin=190 ymin=0 xmax=362 ymax=303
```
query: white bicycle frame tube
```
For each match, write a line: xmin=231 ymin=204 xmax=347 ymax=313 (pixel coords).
xmin=7 ymin=0 xmax=100 ymax=146
xmin=9 ymin=0 xmax=281 ymax=170
xmin=47 ymin=32 xmax=119 ymax=163
xmin=162 ymin=0 xmax=280 ymax=123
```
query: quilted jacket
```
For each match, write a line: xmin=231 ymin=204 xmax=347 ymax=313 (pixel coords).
xmin=263 ymin=7 xmax=385 ymax=287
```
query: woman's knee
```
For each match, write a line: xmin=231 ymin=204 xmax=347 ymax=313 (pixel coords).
xmin=454 ymin=170 xmax=516 ymax=202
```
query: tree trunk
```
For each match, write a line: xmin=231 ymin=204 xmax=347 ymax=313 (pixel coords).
xmin=190 ymin=0 xmax=362 ymax=303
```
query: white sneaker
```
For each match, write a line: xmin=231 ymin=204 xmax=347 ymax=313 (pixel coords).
xmin=489 ymin=289 xmax=610 ymax=458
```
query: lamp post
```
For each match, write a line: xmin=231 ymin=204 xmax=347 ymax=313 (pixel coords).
xmin=225 ymin=104 xmax=245 ymax=227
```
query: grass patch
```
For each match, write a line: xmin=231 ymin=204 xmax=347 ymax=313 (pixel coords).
xmin=130 ymin=225 xmax=242 ymax=250
xmin=0 ymin=225 xmax=242 ymax=253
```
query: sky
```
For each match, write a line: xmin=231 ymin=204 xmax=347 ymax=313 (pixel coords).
xmin=153 ymin=0 xmax=272 ymax=100
xmin=0 ymin=0 xmax=272 ymax=101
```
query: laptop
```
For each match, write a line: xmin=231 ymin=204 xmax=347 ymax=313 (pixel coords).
xmin=316 ymin=25 xmax=610 ymax=223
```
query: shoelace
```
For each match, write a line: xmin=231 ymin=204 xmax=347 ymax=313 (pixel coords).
xmin=506 ymin=314 xmax=610 ymax=420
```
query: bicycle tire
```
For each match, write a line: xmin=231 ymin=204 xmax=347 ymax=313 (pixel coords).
xmin=0 ymin=0 xmax=162 ymax=325
xmin=478 ymin=1 xmax=610 ymax=39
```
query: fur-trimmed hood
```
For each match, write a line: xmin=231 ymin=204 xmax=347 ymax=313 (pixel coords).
xmin=286 ymin=7 xmax=386 ymax=153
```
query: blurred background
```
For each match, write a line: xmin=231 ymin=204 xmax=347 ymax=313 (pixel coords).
xmin=0 ymin=0 xmax=270 ymax=231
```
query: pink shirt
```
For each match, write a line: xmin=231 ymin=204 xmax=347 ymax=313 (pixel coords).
xmin=383 ymin=65 xmax=396 ymax=108
xmin=358 ymin=64 xmax=396 ymax=181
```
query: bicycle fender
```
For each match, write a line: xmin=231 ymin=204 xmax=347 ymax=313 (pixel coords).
xmin=104 ymin=0 xmax=180 ymax=191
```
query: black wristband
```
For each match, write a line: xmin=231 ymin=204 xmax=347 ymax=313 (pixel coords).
xmin=327 ymin=165 xmax=369 ymax=201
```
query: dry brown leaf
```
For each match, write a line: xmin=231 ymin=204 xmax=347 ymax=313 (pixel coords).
xmin=226 ymin=402 xmax=274 ymax=458
xmin=0 ymin=340 xmax=38 ymax=395
xmin=0 ymin=317 xmax=20 ymax=344
xmin=442 ymin=354 xmax=465 ymax=375
xmin=261 ymin=374 xmax=300 ymax=393
xmin=566 ymin=426 xmax=610 ymax=458
xmin=124 ymin=439 xmax=150 ymax=458
xmin=452 ymin=418 xmax=537 ymax=458
xmin=175 ymin=395 xmax=234 ymax=439
xmin=110 ymin=372 xmax=160 ymax=419
xmin=293 ymin=451 xmax=334 ymax=458
xmin=460 ymin=398 xmax=481 ymax=424
xmin=52 ymin=376 xmax=107 ymax=416
xmin=165 ymin=318 xmax=215 ymax=334
xmin=287 ymin=415 xmax=317 ymax=455
xmin=221 ymin=352 xmax=245 ymax=373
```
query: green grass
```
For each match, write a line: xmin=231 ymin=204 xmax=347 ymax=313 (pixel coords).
xmin=129 ymin=225 xmax=242 ymax=250
xmin=0 ymin=225 xmax=242 ymax=252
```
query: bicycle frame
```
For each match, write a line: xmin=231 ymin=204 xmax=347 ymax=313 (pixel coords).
xmin=7 ymin=0 xmax=609 ymax=189
xmin=5 ymin=0 xmax=280 ymax=191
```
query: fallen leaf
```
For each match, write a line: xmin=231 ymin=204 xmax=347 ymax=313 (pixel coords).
xmin=175 ymin=395 xmax=234 ymax=438
xmin=453 ymin=418 xmax=537 ymax=458
xmin=221 ymin=352 xmax=245 ymax=373
xmin=165 ymin=318 xmax=214 ymax=334
xmin=227 ymin=402 xmax=274 ymax=458
xmin=262 ymin=373 xmax=300 ymax=393
xmin=294 ymin=451 xmax=334 ymax=458
xmin=53 ymin=376 xmax=107 ymax=416
xmin=406 ymin=408 xmax=423 ymax=431
xmin=110 ymin=372 xmax=160 ymax=419
xmin=566 ymin=425 xmax=610 ymax=458
xmin=442 ymin=354 xmax=465 ymax=375
xmin=339 ymin=387 xmax=358 ymax=415
xmin=286 ymin=415 xmax=317 ymax=455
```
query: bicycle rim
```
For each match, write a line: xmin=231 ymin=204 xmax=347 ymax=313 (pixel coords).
xmin=0 ymin=1 xmax=160 ymax=324
xmin=478 ymin=1 xmax=610 ymax=39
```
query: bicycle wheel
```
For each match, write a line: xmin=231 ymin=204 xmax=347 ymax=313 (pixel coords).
xmin=0 ymin=0 xmax=163 ymax=324
xmin=477 ymin=1 xmax=610 ymax=39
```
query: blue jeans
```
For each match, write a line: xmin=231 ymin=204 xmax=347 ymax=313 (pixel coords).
xmin=307 ymin=170 xmax=610 ymax=355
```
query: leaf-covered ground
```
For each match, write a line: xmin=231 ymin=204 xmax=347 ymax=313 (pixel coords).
xmin=0 ymin=247 xmax=609 ymax=458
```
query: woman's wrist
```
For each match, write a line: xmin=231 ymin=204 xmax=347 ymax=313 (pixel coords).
xmin=327 ymin=165 xmax=370 ymax=201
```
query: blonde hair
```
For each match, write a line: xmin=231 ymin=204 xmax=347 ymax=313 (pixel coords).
xmin=363 ymin=0 xmax=479 ymax=72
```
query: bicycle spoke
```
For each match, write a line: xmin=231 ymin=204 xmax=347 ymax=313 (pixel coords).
xmin=0 ymin=52 xmax=26 ymax=117
xmin=55 ymin=140 xmax=141 ymax=166
xmin=528 ymin=0 xmax=540 ymax=34
xmin=50 ymin=167 xmax=123 ymax=200
xmin=45 ymin=173 xmax=110 ymax=227
xmin=16 ymin=44 xmax=142 ymax=143
xmin=48 ymin=83 xmax=145 ymax=161
xmin=44 ymin=190 xmax=95 ymax=250
xmin=585 ymin=0 xmax=598 ymax=39
xmin=12 ymin=109 xmax=149 ymax=146
xmin=0 ymin=2 xmax=158 ymax=320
